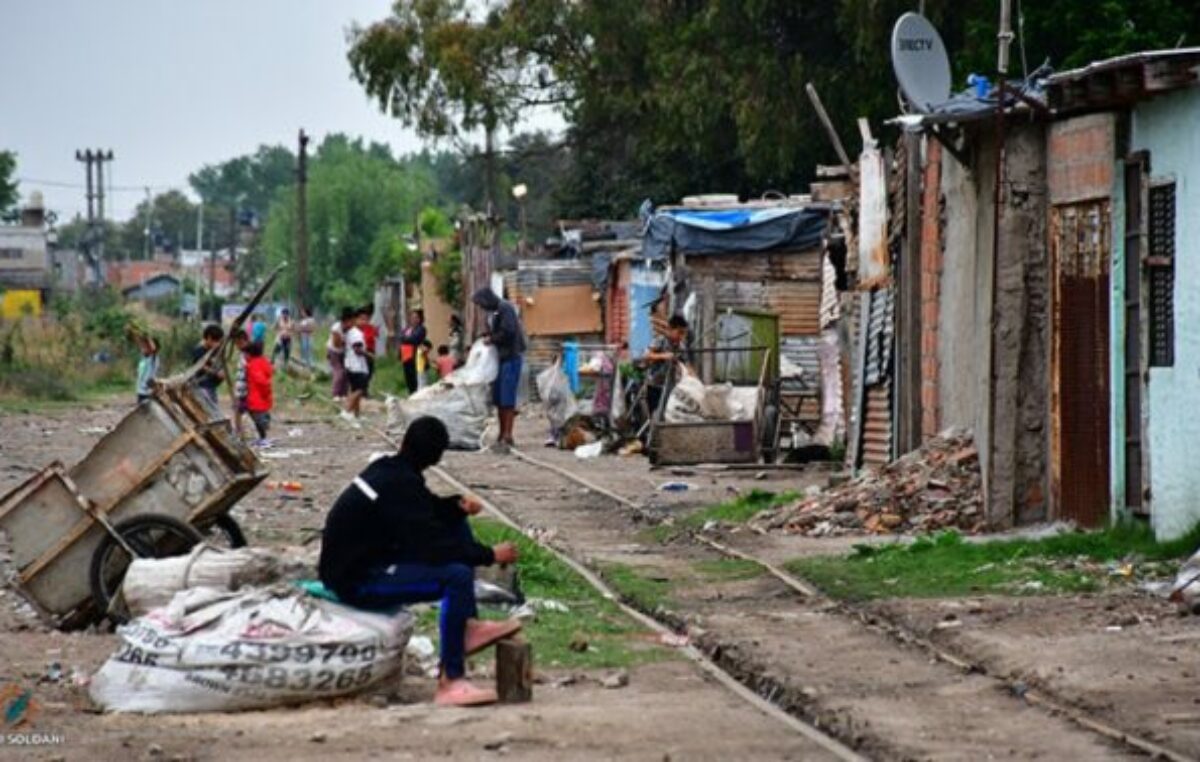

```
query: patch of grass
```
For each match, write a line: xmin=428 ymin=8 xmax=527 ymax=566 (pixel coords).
xmin=457 ymin=518 xmax=672 ymax=669
xmin=597 ymin=562 xmax=674 ymax=612
xmin=681 ymin=489 xmax=799 ymax=529
xmin=692 ymin=558 xmax=765 ymax=582
xmin=788 ymin=521 xmax=1200 ymax=601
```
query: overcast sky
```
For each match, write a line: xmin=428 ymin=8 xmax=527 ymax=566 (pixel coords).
xmin=1 ymin=0 xmax=561 ymax=222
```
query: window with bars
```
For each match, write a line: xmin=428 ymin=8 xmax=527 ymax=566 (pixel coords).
xmin=1148 ymin=181 xmax=1176 ymax=367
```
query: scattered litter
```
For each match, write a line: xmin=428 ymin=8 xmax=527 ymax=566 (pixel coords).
xmin=601 ymin=669 xmax=629 ymax=689
xmin=658 ymin=633 xmax=689 ymax=648
xmin=752 ymin=428 xmax=983 ymax=537
xmin=657 ymin=482 xmax=691 ymax=492
xmin=568 ymin=632 xmax=590 ymax=653
xmin=528 ymin=598 xmax=569 ymax=613
xmin=1105 ymin=625 xmax=1124 ymax=633
xmin=406 ymin=636 xmax=438 ymax=678
xmin=618 ymin=441 xmax=644 ymax=457
xmin=265 ymin=480 xmax=304 ymax=492
xmin=40 ymin=661 xmax=63 ymax=683
xmin=1169 ymin=548 xmax=1200 ymax=614
xmin=934 ymin=619 xmax=963 ymax=630
xmin=257 ymin=448 xmax=314 ymax=460
xmin=1109 ymin=563 xmax=1134 ymax=578
xmin=287 ymin=428 xmax=305 ymax=438
xmin=574 ymin=442 xmax=604 ymax=459
xmin=484 ymin=732 xmax=514 ymax=751
xmin=476 ymin=579 xmax=522 ymax=606
xmin=78 ymin=426 xmax=109 ymax=435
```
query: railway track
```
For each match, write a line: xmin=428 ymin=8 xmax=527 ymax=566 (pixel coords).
xmin=346 ymin=414 xmax=863 ymax=759
xmin=448 ymin=446 xmax=1197 ymax=762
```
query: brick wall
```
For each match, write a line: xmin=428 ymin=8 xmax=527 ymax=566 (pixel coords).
xmin=1047 ymin=113 xmax=1115 ymax=204
xmin=920 ymin=140 xmax=943 ymax=440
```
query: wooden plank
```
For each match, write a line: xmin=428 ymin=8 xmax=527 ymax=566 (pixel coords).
xmin=522 ymin=284 xmax=603 ymax=336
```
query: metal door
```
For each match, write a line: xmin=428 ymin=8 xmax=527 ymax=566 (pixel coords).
xmin=1050 ymin=199 xmax=1112 ymax=527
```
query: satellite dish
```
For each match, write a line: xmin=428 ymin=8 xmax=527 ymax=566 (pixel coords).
xmin=891 ymin=12 xmax=951 ymax=113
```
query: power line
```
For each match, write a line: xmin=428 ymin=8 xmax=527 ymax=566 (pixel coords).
xmin=16 ymin=176 xmax=182 ymax=193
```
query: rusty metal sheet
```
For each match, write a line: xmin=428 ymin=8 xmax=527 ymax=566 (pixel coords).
xmin=650 ymin=421 xmax=757 ymax=466
xmin=1051 ymin=200 xmax=1112 ymax=527
xmin=858 ymin=145 xmax=890 ymax=286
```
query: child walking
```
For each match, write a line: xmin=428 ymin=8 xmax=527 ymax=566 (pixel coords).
xmin=135 ymin=334 xmax=159 ymax=404
xmin=245 ymin=341 xmax=274 ymax=446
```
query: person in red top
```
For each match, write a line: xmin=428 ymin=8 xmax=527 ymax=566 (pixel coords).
xmin=244 ymin=341 xmax=274 ymax=445
xmin=358 ymin=304 xmax=378 ymax=392
xmin=435 ymin=344 xmax=456 ymax=379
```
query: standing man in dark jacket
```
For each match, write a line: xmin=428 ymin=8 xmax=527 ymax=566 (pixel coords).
xmin=318 ymin=416 xmax=521 ymax=707
xmin=471 ymin=287 xmax=526 ymax=451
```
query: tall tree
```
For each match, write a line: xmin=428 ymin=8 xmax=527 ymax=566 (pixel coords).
xmin=260 ymin=134 xmax=439 ymax=309
xmin=347 ymin=1 xmax=563 ymax=210
xmin=0 ymin=151 xmax=18 ymax=217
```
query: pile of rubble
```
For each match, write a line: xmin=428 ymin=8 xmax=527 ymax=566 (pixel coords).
xmin=753 ymin=428 xmax=984 ymax=537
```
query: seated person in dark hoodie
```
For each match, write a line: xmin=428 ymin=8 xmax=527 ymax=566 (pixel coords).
xmin=318 ymin=416 xmax=521 ymax=707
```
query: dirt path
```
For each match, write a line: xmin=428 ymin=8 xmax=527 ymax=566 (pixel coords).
xmin=0 ymin=399 xmax=845 ymax=761
xmin=438 ymin=442 xmax=1139 ymax=760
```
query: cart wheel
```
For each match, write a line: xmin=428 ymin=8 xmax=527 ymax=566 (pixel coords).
xmin=204 ymin=514 xmax=247 ymax=549
xmin=89 ymin=514 xmax=204 ymax=624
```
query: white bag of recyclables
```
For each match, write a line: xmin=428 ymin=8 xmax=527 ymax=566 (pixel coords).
xmin=388 ymin=339 xmax=498 ymax=449
xmin=122 ymin=545 xmax=286 ymax=618
xmin=89 ymin=586 xmax=413 ymax=713
xmin=536 ymin=361 xmax=577 ymax=431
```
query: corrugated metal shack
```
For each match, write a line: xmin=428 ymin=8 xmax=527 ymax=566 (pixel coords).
xmin=642 ymin=199 xmax=843 ymax=447
xmin=504 ymin=258 xmax=605 ymax=379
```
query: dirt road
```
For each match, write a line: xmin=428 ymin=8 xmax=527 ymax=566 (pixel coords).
xmin=0 ymin=398 xmax=844 ymax=761
xmin=432 ymin=418 xmax=1200 ymax=761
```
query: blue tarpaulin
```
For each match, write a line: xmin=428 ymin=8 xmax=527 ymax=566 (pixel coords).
xmin=643 ymin=205 xmax=830 ymax=261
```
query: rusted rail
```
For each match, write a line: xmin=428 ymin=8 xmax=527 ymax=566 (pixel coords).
xmin=497 ymin=446 xmax=1199 ymax=762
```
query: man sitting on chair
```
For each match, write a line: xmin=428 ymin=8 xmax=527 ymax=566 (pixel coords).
xmin=318 ymin=416 xmax=522 ymax=707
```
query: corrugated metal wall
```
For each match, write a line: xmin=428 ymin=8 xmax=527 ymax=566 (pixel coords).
xmin=688 ymin=248 xmax=823 ymax=338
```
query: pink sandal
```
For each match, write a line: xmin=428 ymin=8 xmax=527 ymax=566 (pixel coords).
xmin=465 ymin=618 xmax=523 ymax=655
xmin=435 ymin=678 xmax=498 ymax=707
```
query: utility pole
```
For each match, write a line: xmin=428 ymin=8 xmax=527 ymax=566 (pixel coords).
xmin=75 ymin=149 xmax=113 ymax=283
xmin=229 ymin=205 xmax=238 ymax=296
xmin=296 ymin=128 xmax=309 ymax=311
xmin=94 ymin=150 xmax=112 ymax=265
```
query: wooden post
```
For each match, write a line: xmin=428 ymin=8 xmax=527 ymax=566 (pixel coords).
xmin=700 ymin=276 xmax=716 ymax=384
xmin=495 ymin=637 xmax=533 ymax=703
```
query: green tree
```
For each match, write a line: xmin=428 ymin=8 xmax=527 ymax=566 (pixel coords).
xmin=260 ymin=134 xmax=439 ymax=310
xmin=347 ymin=1 xmax=564 ymax=209
xmin=0 ymin=151 xmax=17 ymax=217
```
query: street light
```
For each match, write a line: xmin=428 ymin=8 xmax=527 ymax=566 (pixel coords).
xmin=511 ymin=184 xmax=528 ymax=256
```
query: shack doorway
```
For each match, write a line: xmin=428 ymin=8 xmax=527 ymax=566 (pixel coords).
xmin=1050 ymin=199 xmax=1112 ymax=527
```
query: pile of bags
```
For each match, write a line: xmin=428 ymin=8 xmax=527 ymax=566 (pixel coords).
xmin=387 ymin=339 xmax=499 ymax=450
xmin=665 ymin=371 xmax=758 ymax=423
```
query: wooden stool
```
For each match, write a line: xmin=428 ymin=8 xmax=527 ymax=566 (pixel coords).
xmin=495 ymin=636 xmax=533 ymax=703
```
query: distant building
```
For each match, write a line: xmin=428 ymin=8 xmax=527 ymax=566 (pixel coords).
xmin=121 ymin=273 xmax=182 ymax=302
xmin=0 ymin=193 xmax=52 ymax=317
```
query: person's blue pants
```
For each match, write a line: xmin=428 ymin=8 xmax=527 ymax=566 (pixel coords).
xmin=351 ymin=562 xmax=478 ymax=678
